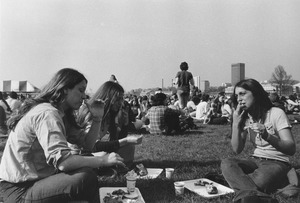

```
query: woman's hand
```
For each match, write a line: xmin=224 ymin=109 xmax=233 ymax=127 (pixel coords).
xmin=250 ymin=122 xmax=269 ymax=140
xmin=231 ymin=104 xmax=248 ymax=154
xmin=126 ymin=135 xmax=143 ymax=145
xmin=85 ymin=99 xmax=107 ymax=120
xmin=249 ymin=123 xmax=265 ymax=134
xmin=232 ymin=104 xmax=246 ymax=128
xmin=102 ymin=152 xmax=125 ymax=167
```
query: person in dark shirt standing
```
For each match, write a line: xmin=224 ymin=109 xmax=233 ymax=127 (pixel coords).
xmin=174 ymin=61 xmax=195 ymax=109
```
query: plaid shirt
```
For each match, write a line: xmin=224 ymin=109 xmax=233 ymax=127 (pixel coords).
xmin=146 ymin=105 xmax=168 ymax=134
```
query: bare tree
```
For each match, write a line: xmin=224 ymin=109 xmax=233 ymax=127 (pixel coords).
xmin=269 ymin=65 xmax=297 ymax=95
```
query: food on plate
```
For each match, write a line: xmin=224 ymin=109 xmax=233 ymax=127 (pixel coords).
xmin=194 ymin=179 xmax=209 ymax=186
xmin=102 ymin=188 xmax=142 ymax=203
xmin=134 ymin=163 xmax=148 ymax=176
xmin=112 ymin=189 xmax=128 ymax=196
xmin=103 ymin=189 xmax=129 ymax=203
xmin=103 ymin=193 xmax=123 ymax=203
xmin=205 ymin=183 xmax=218 ymax=194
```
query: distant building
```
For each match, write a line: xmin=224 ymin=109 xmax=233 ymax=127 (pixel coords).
xmin=0 ymin=80 xmax=39 ymax=93
xmin=225 ymin=81 xmax=276 ymax=94
xmin=221 ymin=83 xmax=232 ymax=87
xmin=293 ymin=83 xmax=300 ymax=93
xmin=225 ymin=86 xmax=234 ymax=94
xmin=231 ymin=63 xmax=245 ymax=86
xmin=200 ymin=80 xmax=210 ymax=92
xmin=193 ymin=76 xmax=200 ymax=89
xmin=260 ymin=83 xmax=276 ymax=93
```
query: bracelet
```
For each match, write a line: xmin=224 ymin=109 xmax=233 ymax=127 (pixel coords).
xmin=260 ymin=129 xmax=269 ymax=140
xmin=261 ymin=130 xmax=272 ymax=141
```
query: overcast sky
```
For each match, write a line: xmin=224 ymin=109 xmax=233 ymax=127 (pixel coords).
xmin=1 ymin=0 xmax=300 ymax=93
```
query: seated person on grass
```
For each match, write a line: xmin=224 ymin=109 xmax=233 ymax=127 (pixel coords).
xmin=77 ymin=81 xmax=143 ymax=164
xmin=194 ymin=93 xmax=210 ymax=121
xmin=204 ymin=95 xmax=231 ymax=125
xmin=269 ymin=92 xmax=286 ymax=112
xmin=221 ymin=78 xmax=296 ymax=203
xmin=0 ymin=68 xmax=125 ymax=203
xmin=186 ymin=95 xmax=201 ymax=117
xmin=145 ymin=93 xmax=168 ymax=135
xmin=286 ymin=94 xmax=299 ymax=114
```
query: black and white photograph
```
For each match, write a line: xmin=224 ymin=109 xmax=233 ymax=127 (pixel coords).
xmin=1 ymin=1 xmax=300 ymax=202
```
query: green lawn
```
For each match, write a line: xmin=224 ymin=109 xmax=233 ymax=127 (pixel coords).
xmin=127 ymin=122 xmax=300 ymax=203
xmin=1 ymin=119 xmax=300 ymax=203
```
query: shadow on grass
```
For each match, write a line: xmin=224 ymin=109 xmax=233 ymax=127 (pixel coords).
xmin=139 ymin=159 xmax=221 ymax=169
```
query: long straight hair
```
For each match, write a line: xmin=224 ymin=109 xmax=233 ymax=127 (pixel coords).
xmin=232 ymin=78 xmax=272 ymax=121
xmin=8 ymin=68 xmax=87 ymax=130
xmin=77 ymin=81 xmax=124 ymax=131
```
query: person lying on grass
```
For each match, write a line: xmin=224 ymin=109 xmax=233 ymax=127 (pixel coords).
xmin=221 ymin=78 xmax=296 ymax=203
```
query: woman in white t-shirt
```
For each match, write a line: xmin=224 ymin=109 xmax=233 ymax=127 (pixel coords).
xmin=221 ymin=78 xmax=295 ymax=203
xmin=194 ymin=94 xmax=210 ymax=120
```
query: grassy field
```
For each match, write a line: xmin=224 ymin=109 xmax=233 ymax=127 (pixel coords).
xmin=126 ymin=122 xmax=300 ymax=203
xmin=0 ymin=118 xmax=300 ymax=203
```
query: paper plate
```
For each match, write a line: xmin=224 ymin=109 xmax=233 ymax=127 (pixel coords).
xmin=138 ymin=168 xmax=163 ymax=179
xmin=124 ymin=190 xmax=139 ymax=199
xmin=100 ymin=187 xmax=145 ymax=203
xmin=182 ymin=178 xmax=234 ymax=199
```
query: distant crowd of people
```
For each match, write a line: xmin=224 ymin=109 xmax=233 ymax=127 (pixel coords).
xmin=0 ymin=91 xmax=30 ymax=136
xmin=0 ymin=64 xmax=299 ymax=202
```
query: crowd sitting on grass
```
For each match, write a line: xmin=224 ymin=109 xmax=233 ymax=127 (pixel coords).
xmin=0 ymin=67 xmax=300 ymax=202
xmin=1 ymin=85 xmax=299 ymax=139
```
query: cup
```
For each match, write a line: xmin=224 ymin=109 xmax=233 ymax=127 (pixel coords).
xmin=165 ymin=168 xmax=174 ymax=179
xmin=174 ymin=181 xmax=185 ymax=195
xmin=126 ymin=176 xmax=137 ymax=193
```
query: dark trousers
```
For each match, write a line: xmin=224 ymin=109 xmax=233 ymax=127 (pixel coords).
xmin=0 ymin=167 xmax=99 ymax=203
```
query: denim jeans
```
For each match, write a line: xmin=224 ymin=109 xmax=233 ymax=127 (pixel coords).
xmin=176 ymin=89 xmax=189 ymax=109
xmin=221 ymin=157 xmax=290 ymax=201
xmin=0 ymin=167 xmax=99 ymax=203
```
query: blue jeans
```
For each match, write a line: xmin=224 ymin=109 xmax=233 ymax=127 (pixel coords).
xmin=0 ymin=167 xmax=99 ymax=203
xmin=176 ymin=89 xmax=189 ymax=109
xmin=221 ymin=157 xmax=290 ymax=201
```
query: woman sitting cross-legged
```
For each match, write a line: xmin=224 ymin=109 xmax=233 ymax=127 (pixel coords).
xmin=221 ymin=78 xmax=296 ymax=203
